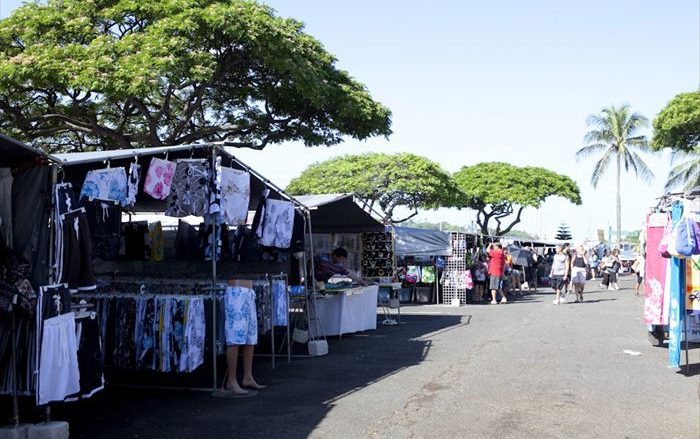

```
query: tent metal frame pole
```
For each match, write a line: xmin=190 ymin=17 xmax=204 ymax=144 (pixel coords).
xmin=215 ymin=145 xmax=309 ymax=211
xmin=306 ymin=211 xmax=324 ymax=341
xmin=210 ymin=146 xmax=218 ymax=392
xmin=44 ymin=164 xmax=59 ymax=423
xmin=10 ymin=306 xmax=19 ymax=426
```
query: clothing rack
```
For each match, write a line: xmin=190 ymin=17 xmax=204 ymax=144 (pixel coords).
xmin=39 ymin=142 xmax=316 ymax=405
xmin=646 ymin=195 xmax=696 ymax=373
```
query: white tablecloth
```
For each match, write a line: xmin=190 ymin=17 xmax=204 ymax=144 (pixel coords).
xmin=310 ymin=285 xmax=379 ymax=337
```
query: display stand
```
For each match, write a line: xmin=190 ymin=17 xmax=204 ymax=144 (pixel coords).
xmin=49 ymin=143 xmax=314 ymax=396
xmin=444 ymin=232 xmax=468 ymax=305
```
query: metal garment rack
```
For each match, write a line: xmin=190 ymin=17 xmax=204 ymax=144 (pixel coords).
xmin=39 ymin=142 xmax=315 ymax=399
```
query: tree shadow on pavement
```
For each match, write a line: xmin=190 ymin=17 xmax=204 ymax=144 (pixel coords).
xmin=44 ymin=313 xmax=468 ymax=439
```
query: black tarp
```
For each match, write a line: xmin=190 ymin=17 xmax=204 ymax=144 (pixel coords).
xmin=0 ymin=133 xmax=56 ymax=288
xmin=294 ymin=194 xmax=384 ymax=233
xmin=0 ymin=133 xmax=55 ymax=167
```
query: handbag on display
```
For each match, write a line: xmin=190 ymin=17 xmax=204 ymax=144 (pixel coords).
xmin=675 ymin=216 xmax=697 ymax=257
xmin=658 ymin=213 xmax=673 ymax=258
xmin=667 ymin=221 xmax=684 ymax=258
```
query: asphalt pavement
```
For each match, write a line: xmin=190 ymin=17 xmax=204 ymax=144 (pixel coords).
xmin=8 ymin=276 xmax=700 ymax=438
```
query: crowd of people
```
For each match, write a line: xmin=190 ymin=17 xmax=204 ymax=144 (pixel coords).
xmin=470 ymin=241 xmax=645 ymax=305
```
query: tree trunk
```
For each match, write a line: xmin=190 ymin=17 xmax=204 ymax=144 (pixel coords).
xmin=616 ymin=151 xmax=622 ymax=248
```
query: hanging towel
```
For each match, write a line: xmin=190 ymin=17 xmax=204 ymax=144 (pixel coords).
xmin=125 ymin=162 xmax=141 ymax=206
xmin=421 ymin=266 xmax=436 ymax=283
xmin=165 ymin=160 xmax=210 ymax=217
xmin=143 ymin=158 xmax=176 ymax=200
xmin=220 ymin=167 xmax=250 ymax=225
xmin=644 ymin=213 xmax=669 ymax=325
xmin=272 ymin=280 xmax=288 ymax=326
xmin=259 ymin=199 xmax=294 ymax=249
xmin=80 ymin=167 xmax=128 ymax=206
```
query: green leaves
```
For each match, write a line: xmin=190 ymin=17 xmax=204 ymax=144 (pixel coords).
xmin=452 ymin=162 xmax=582 ymax=208
xmin=576 ymin=104 xmax=654 ymax=188
xmin=652 ymin=90 xmax=700 ymax=152
xmin=452 ymin=162 xmax=581 ymax=235
xmin=0 ymin=0 xmax=391 ymax=151
xmin=286 ymin=153 xmax=457 ymax=223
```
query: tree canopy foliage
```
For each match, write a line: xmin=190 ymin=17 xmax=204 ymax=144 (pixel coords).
xmin=0 ymin=0 xmax=391 ymax=152
xmin=452 ymin=162 xmax=581 ymax=236
xmin=652 ymin=90 xmax=700 ymax=152
xmin=286 ymin=153 xmax=457 ymax=223
xmin=575 ymin=104 xmax=652 ymax=247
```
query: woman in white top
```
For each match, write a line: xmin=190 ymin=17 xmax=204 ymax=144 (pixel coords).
xmin=549 ymin=245 xmax=570 ymax=305
xmin=570 ymin=245 xmax=589 ymax=302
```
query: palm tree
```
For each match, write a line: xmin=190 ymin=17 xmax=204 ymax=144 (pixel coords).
xmin=664 ymin=147 xmax=700 ymax=191
xmin=576 ymin=104 xmax=654 ymax=247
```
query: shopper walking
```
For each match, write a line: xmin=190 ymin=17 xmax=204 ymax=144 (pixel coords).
xmin=549 ymin=245 xmax=569 ymax=305
xmin=599 ymin=250 xmax=611 ymax=289
xmin=487 ymin=242 xmax=507 ymax=304
xmin=570 ymin=245 xmax=589 ymax=302
xmin=631 ymin=254 xmax=645 ymax=296
xmin=600 ymin=249 xmax=622 ymax=290
xmin=473 ymin=254 xmax=487 ymax=302
xmin=560 ymin=244 xmax=572 ymax=300
xmin=588 ymin=251 xmax=599 ymax=280
xmin=524 ymin=248 xmax=539 ymax=293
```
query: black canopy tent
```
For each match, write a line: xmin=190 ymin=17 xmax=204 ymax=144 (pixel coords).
xmin=0 ymin=133 xmax=60 ymax=427
xmin=294 ymin=194 xmax=385 ymax=234
xmin=0 ymin=133 xmax=56 ymax=167
xmin=51 ymin=142 xmax=314 ymax=392
xmin=0 ymin=134 xmax=58 ymax=287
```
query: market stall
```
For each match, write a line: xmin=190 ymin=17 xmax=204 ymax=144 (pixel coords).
xmin=394 ymin=227 xmax=450 ymax=304
xmin=643 ymin=194 xmax=700 ymax=372
xmin=0 ymin=134 xmax=58 ymax=426
xmin=1 ymin=140 xmax=323 ymax=431
xmin=295 ymin=194 xmax=385 ymax=337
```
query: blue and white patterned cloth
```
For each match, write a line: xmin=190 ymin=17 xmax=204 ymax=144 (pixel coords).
xmin=272 ymin=280 xmax=288 ymax=326
xmin=224 ymin=286 xmax=258 ymax=345
xmin=79 ymin=167 xmax=128 ymax=206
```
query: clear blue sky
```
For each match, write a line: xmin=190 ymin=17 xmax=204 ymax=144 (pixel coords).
xmin=2 ymin=0 xmax=699 ymax=240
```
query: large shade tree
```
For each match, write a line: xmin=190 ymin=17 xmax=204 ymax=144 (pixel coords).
xmin=452 ymin=162 xmax=582 ymax=236
xmin=286 ymin=153 xmax=458 ymax=223
xmin=651 ymin=90 xmax=700 ymax=191
xmin=0 ymin=0 xmax=391 ymax=152
xmin=575 ymin=104 xmax=653 ymax=247
xmin=652 ymin=90 xmax=700 ymax=152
